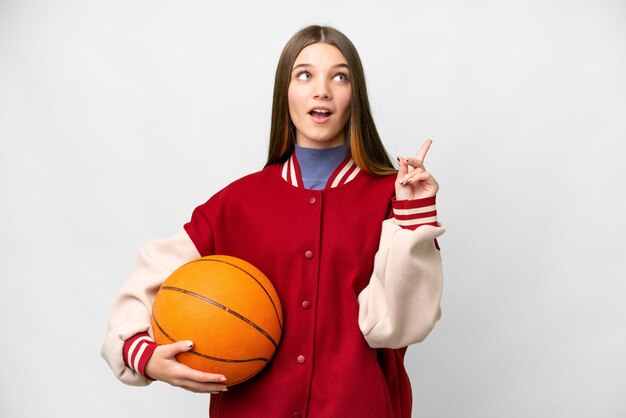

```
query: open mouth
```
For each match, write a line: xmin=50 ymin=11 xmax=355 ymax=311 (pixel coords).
xmin=308 ymin=108 xmax=333 ymax=122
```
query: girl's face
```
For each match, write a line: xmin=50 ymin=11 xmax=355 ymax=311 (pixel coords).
xmin=288 ymin=42 xmax=352 ymax=149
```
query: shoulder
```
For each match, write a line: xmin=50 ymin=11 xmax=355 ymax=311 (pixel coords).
xmin=368 ymin=171 xmax=397 ymax=186
xmin=193 ymin=164 xmax=279 ymax=209
xmin=357 ymin=169 xmax=397 ymax=194
xmin=219 ymin=164 xmax=279 ymax=195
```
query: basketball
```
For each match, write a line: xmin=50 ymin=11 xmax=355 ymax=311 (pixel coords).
xmin=150 ymin=255 xmax=283 ymax=386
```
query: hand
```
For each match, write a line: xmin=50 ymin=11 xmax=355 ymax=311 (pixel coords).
xmin=395 ymin=139 xmax=439 ymax=201
xmin=144 ymin=340 xmax=229 ymax=394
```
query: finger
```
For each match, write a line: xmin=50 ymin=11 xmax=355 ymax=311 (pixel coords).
xmin=176 ymin=379 xmax=229 ymax=393
xmin=396 ymin=156 xmax=408 ymax=178
xmin=404 ymin=158 xmax=424 ymax=168
xmin=399 ymin=167 xmax=424 ymax=184
xmin=180 ymin=366 xmax=228 ymax=384
xmin=403 ymin=157 xmax=425 ymax=169
xmin=398 ymin=171 xmax=431 ymax=186
xmin=165 ymin=354 xmax=228 ymax=383
xmin=406 ymin=171 xmax=433 ymax=184
xmin=161 ymin=341 xmax=227 ymax=381
xmin=163 ymin=340 xmax=195 ymax=357
xmin=415 ymin=139 xmax=433 ymax=162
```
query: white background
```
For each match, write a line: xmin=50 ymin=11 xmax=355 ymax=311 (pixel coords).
xmin=1 ymin=0 xmax=625 ymax=417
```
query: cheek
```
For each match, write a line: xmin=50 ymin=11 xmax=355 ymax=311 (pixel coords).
xmin=337 ymin=90 xmax=352 ymax=119
xmin=288 ymin=85 xmax=306 ymax=114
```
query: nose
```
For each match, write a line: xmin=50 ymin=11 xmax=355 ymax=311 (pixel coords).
xmin=313 ymin=79 xmax=331 ymax=100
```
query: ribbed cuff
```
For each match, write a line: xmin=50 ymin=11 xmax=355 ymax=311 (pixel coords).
xmin=391 ymin=195 xmax=438 ymax=230
xmin=122 ymin=332 xmax=158 ymax=379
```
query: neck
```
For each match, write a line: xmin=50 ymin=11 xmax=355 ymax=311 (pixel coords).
xmin=292 ymin=143 xmax=350 ymax=190
xmin=295 ymin=134 xmax=346 ymax=149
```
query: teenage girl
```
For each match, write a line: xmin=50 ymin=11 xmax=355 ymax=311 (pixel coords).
xmin=102 ymin=25 xmax=444 ymax=418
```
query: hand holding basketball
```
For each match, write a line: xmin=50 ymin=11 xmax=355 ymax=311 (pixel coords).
xmin=145 ymin=340 xmax=228 ymax=394
xmin=396 ymin=139 xmax=439 ymax=201
xmin=150 ymin=255 xmax=283 ymax=386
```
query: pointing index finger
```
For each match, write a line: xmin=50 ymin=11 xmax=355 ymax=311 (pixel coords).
xmin=415 ymin=139 xmax=433 ymax=162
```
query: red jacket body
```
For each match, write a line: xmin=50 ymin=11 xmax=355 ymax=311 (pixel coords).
xmin=184 ymin=163 xmax=411 ymax=418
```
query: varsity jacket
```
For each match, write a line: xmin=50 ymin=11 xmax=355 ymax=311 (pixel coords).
xmin=101 ymin=154 xmax=445 ymax=417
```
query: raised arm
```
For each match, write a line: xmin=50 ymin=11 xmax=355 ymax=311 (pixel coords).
xmin=358 ymin=139 xmax=445 ymax=348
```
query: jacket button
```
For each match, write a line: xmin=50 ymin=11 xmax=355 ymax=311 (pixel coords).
xmin=304 ymin=250 xmax=313 ymax=259
xmin=309 ymin=197 xmax=317 ymax=205
xmin=301 ymin=300 xmax=311 ymax=310
xmin=297 ymin=355 xmax=306 ymax=364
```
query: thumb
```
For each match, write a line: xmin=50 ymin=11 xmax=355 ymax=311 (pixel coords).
xmin=164 ymin=340 xmax=194 ymax=357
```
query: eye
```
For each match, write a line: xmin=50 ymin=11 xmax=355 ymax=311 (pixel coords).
xmin=334 ymin=72 xmax=349 ymax=82
xmin=296 ymin=71 xmax=311 ymax=80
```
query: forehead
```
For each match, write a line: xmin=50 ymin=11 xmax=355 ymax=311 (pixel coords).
xmin=293 ymin=42 xmax=348 ymax=67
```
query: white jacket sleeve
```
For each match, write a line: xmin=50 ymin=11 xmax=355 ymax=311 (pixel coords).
xmin=100 ymin=229 xmax=201 ymax=385
xmin=358 ymin=219 xmax=445 ymax=349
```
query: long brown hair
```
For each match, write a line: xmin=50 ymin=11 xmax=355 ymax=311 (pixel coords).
xmin=266 ymin=25 xmax=396 ymax=176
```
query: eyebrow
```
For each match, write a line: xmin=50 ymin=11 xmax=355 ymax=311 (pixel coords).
xmin=292 ymin=63 xmax=350 ymax=71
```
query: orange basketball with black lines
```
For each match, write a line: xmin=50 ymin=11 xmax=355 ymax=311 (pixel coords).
xmin=150 ymin=255 xmax=283 ymax=386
